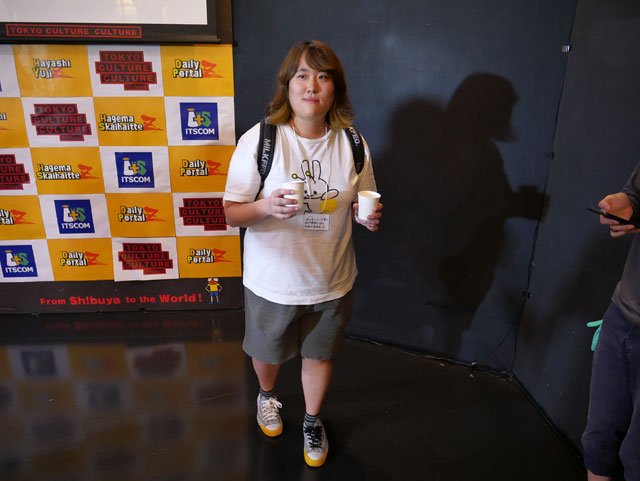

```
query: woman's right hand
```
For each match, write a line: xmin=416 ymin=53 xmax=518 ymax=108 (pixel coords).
xmin=224 ymin=191 xmax=298 ymax=227
xmin=598 ymin=193 xmax=636 ymax=237
xmin=268 ymin=188 xmax=299 ymax=220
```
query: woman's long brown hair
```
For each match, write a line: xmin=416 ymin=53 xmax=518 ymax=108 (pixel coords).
xmin=266 ymin=40 xmax=355 ymax=129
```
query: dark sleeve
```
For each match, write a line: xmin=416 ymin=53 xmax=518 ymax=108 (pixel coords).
xmin=622 ymin=162 xmax=640 ymax=221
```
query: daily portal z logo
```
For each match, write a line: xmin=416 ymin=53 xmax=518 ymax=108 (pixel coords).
xmin=115 ymin=152 xmax=155 ymax=188
xmin=180 ymin=102 xmax=219 ymax=141
xmin=54 ymin=199 xmax=95 ymax=234
xmin=1 ymin=245 xmax=38 ymax=279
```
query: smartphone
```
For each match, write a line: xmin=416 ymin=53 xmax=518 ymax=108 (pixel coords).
xmin=586 ymin=206 xmax=639 ymax=227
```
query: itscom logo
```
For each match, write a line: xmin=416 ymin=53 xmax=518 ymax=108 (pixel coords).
xmin=54 ymin=199 xmax=95 ymax=234
xmin=115 ymin=152 xmax=155 ymax=188
xmin=1 ymin=245 xmax=38 ymax=278
xmin=180 ymin=102 xmax=219 ymax=141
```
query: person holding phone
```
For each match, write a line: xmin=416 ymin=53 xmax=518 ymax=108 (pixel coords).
xmin=223 ymin=40 xmax=382 ymax=468
xmin=582 ymin=165 xmax=640 ymax=481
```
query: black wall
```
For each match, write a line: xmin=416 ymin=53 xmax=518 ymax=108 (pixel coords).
xmin=514 ymin=0 xmax=640 ymax=449
xmin=231 ymin=0 xmax=640 ymax=452
xmin=234 ymin=0 xmax=575 ymax=366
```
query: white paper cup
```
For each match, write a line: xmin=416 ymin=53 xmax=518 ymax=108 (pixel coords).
xmin=358 ymin=190 xmax=381 ymax=220
xmin=282 ymin=180 xmax=305 ymax=208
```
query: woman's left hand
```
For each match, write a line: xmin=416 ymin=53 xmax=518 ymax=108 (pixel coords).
xmin=353 ymin=202 xmax=383 ymax=232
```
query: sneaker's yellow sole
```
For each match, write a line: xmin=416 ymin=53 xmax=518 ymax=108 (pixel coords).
xmin=304 ymin=450 xmax=327 ymax=467
xmin=258 ymin=420 xmax=282 ymax=437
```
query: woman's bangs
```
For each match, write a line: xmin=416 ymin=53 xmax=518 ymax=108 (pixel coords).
xmin=304 ymin=47 xmax=334 ymax=75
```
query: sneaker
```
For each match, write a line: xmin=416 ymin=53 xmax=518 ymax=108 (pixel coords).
xmin=303 ymin=418 xmax=328 ymax=467
xmin=256 ymin=394 xmax=283 ymax=437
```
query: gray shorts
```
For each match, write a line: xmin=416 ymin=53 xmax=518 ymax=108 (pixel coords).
xmin=243 ymin=288 xmax=354 ymax=364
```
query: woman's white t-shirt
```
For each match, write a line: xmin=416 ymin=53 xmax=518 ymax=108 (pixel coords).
xmin=223 ymin=123 xmax=377 ymax=305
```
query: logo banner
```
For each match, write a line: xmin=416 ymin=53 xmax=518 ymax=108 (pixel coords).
xmin=112 ymin=237 xmax=179 ymax=281
xmin=39 ymin=194 xmax=110 ymax=239
xmin=31 ymin=147 xmax=104 ymax=195
xmin=164 ymin=96 xmax=235 ymax=146
xmin=161 ymin=44 xmax=234 ymax=97
xmin=13 ymin=44 xmax=92 ymax=97
xmin=0 ymin=195 xmax=46 ymax=240
xmin=48 ymin=237 xmax=114 ymax=281
xmin=106 ymin=192 xmax=175 ymax=238
xmin=88 ymin=45 xmax=164 ymax=97
xmin=0 ymin=239 xmax=53 ymax=282
xmin=172 ymin=192 xmax=239 ymax=237
xmin=100 ymin=146 xmax=171 ymax=193
xmin=168 ymin=145 xmax=233 ymax=193
xmin=94 ymin=97 xmax=167 ymax=146
xmin=176 ymin=235 xmax=241 ymax=278
xmin=0 ymin=148 xmax=36 ymax=195
xmin=22 ymin=97 xmax=98 ymax=147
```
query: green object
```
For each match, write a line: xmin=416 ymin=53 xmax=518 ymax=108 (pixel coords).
xmin=586 ymin=320 xmax=603 ymax=352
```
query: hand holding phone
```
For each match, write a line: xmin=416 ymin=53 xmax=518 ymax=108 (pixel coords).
xmin=586 ymin=206 xmax=639 ymax=228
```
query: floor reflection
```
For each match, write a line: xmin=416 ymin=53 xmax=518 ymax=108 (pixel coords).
xmin=0 ymin=310 xmax=248 ymax=481
xmin=0 ymin=309 xmax=586 ymax=481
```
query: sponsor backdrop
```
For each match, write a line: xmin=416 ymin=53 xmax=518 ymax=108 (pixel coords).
xmin=0 ymin=43 xmax=242 ymax=313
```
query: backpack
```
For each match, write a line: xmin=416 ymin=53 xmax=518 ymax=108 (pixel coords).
xmin=256 ymin=118 xmax=365 ymax=196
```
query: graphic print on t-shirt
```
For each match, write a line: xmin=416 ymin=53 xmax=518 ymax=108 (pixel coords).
xmin=290 ymin=159 xmax=338 ymax=213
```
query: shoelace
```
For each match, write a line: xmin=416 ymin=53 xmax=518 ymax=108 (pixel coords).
xmin=259 ymin=397 xmax=282 ymax=424
xmin=304 ymin=425 xmax=324 ymax=449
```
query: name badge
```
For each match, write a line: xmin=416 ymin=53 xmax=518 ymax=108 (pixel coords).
xmin=303 ymin=213 xmax=330 ymax=231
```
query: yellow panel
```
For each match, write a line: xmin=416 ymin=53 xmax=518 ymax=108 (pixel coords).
xmin=106 ymin=193 xmax=175 ymax=237
xmin=0 ymin=195 xmax=45 ymax=239
xmin=48 ymin=238 xmax=114 ymax=281
xmin=176 ymin=236 xmax=241 ymax=279
xmin=168 ymin=145 xmax=233 ymax=193
xmin=94 ymin=97 xmax=167 ymax=146
xmin=0 ymin=98 xmax=29 ymax=147
xmin=161 ymin=44 xmax=234 ymax=96
xmin=31 ymin=147 xmax=104 ymax=194
xmin=13 ymin=44 xmax=92 ymax=97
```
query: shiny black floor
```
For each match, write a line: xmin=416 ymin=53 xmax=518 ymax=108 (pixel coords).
xmin=0 ymin=310 xmax=585 ymax=481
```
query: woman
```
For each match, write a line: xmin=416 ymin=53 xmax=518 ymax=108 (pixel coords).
xmin=223 ymin=40 xmax=382 ymax=468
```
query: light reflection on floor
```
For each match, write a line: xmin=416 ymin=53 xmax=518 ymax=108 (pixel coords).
xmin=0 ymin=309 xmax=586 ymax=481
xmin=0 ymin=310 xmax=248 ymax=481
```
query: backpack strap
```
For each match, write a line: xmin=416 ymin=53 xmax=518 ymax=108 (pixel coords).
xmin=344 ymin=126 xmax=365 ymax=174
xmin=257 ymin=118 xmax=277 ymax=197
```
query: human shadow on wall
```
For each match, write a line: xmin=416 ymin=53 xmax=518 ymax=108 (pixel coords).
xmin=431 ymin=73 xmax=549 ymax=357
xmin=354 ymin=73 xmax=547 ymax=360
